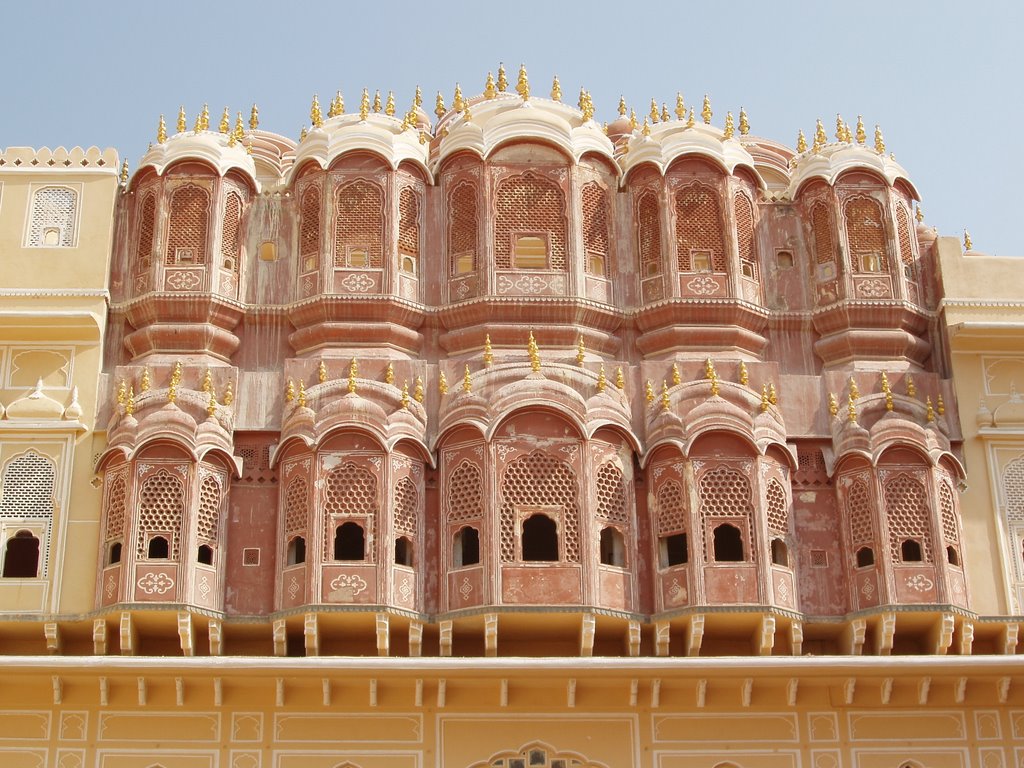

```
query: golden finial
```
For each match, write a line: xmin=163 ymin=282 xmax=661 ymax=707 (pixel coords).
xmin=926 ymin=396 xmax=935 ymax=422
xmin=578 ymin=87 xmax=587 ymax=111
xmin=849 ymin=376 xmax=860 ymax=400
xmin=650 ymin=98 xmax=659 ymax=123
xmin=223 ymin=379 xmax=234 ymax=406
xmin=462 ymin=365 xmax=473 ymax=393
xmin=618 ymin=95 xmax=627 ymax=117
xmin=915 ymin=205 xmax=924 ymax=223
xmin=248 ymin=104 xmax=259 ymax=131
xmin=207 ymin=391 xmax=218 ymax=417
xmin=360 ymin=88 xmax=370 ymax=121
xmin=906 ymin=374 xmax=917 ymax=398
xmin=414 ymin=376 xmax=424 ymax=403
xmin=550 ymin=75 xmax=562 ymax=102
xmin=385 ymin=91 xmax=396 ymax=117
xmin=120 ymin=160 xmax=129 ymax=185
xmin=842 ymin=122 xmax=852 ymax=143
xmin=199 ymin=103 xmax=210 ymax=132
xmin=645 ymin=380 xmax=655 ymax=404
xmin=963 ymin=230 xmax=973 ymax=251
xmin=796 ymin=129 xmax=807 ymax=153
xmin=835 ymin=113 xmax=844 ymax=142
xmin=484 ymin=72 xmax=497 ymax=99
xmin=661 ymin=103 xmax=670 ymax=123
xmin=462 ymin=100 xmax=472 ymax=123
xmin=527 ymin=331 xmax=541 ymax=373
xmin=642 ymin=117 xmax=651 ymax=137
xmin=125 ymin=386 xmax=135 ymax=416
xmin=327 ymin=91 xmax=340 ymax=118
xmin=739 ymin=361 xmax=749 ymax=386
xmin=232 ymin=112 xmax=245 ymax=144
xmin=582 ymin=91 xmax=595 ymax=122
xmin=661 ymin=381 xmax=671 ymax=411
xmin=739 ymin=107 xmax=749 ymax=136
xmin=414 ymin=85 xmax=422 ymax=109
xmin=434 ymin=91 xmax=446 ymax=118
xmin=615 ymin=366 xmax=625 ymax=390
xmin=686 ymin=107 xmax=695 ymax=128
xmin=937 ymin=393 xmax=945 ymax=416
xmin=141 ymin=367 xmax=151 ymax=392
xmin=297 ymin=379 xmax=307 ymax=408
xmin=723 ymin=111 xmax=735 ymax=139
xmin=596 ymin=364 xmax=607 ymax=393
xmin=157 ymin=114 xmax=167 ymax=144
xmin=874 ymin=124 xmax=885 ymax=154
xmin=629 ymin=108 xmax=638 ymax=131
xmin=318 ymin=359 xmax=327 ymax=384
xmin=347 ymin=358 xmax=358 ymax=394
xmin=369 ymin=89 xmax=380 ymax=113
xmin=675 ymin=92 xmax=685 ymax=120
xmin=813 ymin=118 xmax=827 ymax=151
xmin=881 ymin=372 xmax=893 ymax=411
xmin=216 ymin=106 xmax=228 ymax=134
xmin=848 ymin=391 xmax=857 ymax=423
xmin=709 ymin=369 xmax=719 ymax=398
xmin=170 ymin=361 xmax=183 ymax=388
xmin=299 ymin=127 xmax=307 ymax=142
xmin=453 ymin=83 xmax=464 ymax=113
xmin=310 ymin=94 xmax=323 ymax=128
xmin=385 ymin=362 xmax=395 ymax=385
xmin=401 ymin=381 xmax=410 ymax=409
xmin=285 ymin=378 xmax=295 ymax=403
xmin=855 ymin=114 xmax=866 ymax=145
xmin=177 ymin=105 xmax=187 ymax=134
xmin=439 ymin=370 xmax=449 ymax=395
xmin=497 ymin=62 xmax=508 ymax=92
xmin=116 ymin=378 xmax=126 ymax=405
xmin=704 ymin=357 xmax=715 ymax=380
xmin=671 ymin=363 xmax=681 ymax=386
xmin=760 ymin=384 xmax=770 ymax=412
xmin=167 ymin=381 xmax=177 ymax=404
xmin=483 ymin=334 xmax=493 ymax=367
xmin=516 ymin=63 xmax=530 ymax=100
xmin=576 ymin=335 xmax=586 ymax=366
xmin=769 ymin=382 xmax=778 ymax=406
xmin=201 ymin=368 xmax=213 ymax=392
xmin=701 ymin=94 xmax=712 ymax=124
xmin=828 ymin=392 xmax=838 ymax=417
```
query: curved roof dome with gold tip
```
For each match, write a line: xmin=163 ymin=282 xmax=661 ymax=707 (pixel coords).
xmin=137 ymin=106 xmax=260 ymax=189
xmin=431 ymin=66 xmax=614 ymax=170
xmin=286 ymin=90 xmax=430 ymax=184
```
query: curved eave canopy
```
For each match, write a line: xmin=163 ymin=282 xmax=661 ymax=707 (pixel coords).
xmin=620 ymin=125 xmax=766 ymax=189
xmin=788 ymin=144 xmax=920 ymax=199
xmin=136 ymin=133 xmax=260 ymax=191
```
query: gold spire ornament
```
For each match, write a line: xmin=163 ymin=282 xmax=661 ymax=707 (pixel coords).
xmin=849 ymin=376 xmax=860 ymax=400
xmin=855 ymin=115 xmax=866 ymax=145
xmin=596 ymin=364 xmax=607 ymax=393
xmin=937 ymin=393 xmax=945 ymax=416
xmin=201 ymin=369 xmax=213 ymax=392
xmin=739 ymin=107 xmax=749 ymax=136
xmin=120 ymin=160 xmax=129 ymax=185
xmin=483 ymin=335 xmax=493 ymax=367
xmin=646 ymin=380 xmax=655 ymax=404
xmin=675 ymin=92 xmax=685 ymax=120
xmin=527 ymin=331 xmax=541 ymax=373
xmin=671 ymin=363 xmax=681 ymax=386
xmin=687 ymin=107 xmax=695 ymax=128
xmin=125 ymin=387 xmax=135 ymax=416
xmin=223 ymin=379 xmax=234 ymax=406
xmin=299 ymin=127 xmax=307 ymax=142
xmin=874 ymin=124 xmax=885 ymax=154
xmin=484 ymin=72 xmax=497 ymax=99
xmin=453 ymin=83 xmax=464 ymax=113
xmin=401 ymin=381 xmax=410 ymax=409
xmin=723 ymin=111 xmax=735 ymax=139
xmin=219 ymin=107 xmax=230 ymax=134
xmin=385 ymin=91 xmax=396 ymax=117
xmin=642 ymin=118 xmax=651 ymax=137
xmin=497 ymin=62 xmax=508 ymax=92
xmin=347 ymin=358 xmax=358 ymax=394
xmin=650 ymin=99 xmax=659 ymax=123
xmin=629 ymin=108 xmax=638 ymax=131
xmin=233 ymin=112 xmax=245 ymax=144
xmin=208 ymin=391 xmax=218 ymax=417
xmin=615 ymin=366 xmax=625 ymax=390
xmin=813 ymin=118 xmax=827 ymax=151
xmin=964 ymin=230 xmax=973 ymax=250
xmin=116 ymin=379 xmax=126 ymax=406
xmin=462 ymin=100 xmax=472 ymax=123
xmin=739 ymin=361 xmax=749 ymax=386
xmin=848 ymin=391 xmax=857 ymax=423
xmin=835 ymin=113 xmax=844 ymax=142
xmin=881 ymin=371 xmax=893 ymax=411
xmin=141 ymin=367 xmax=151 ymax=392
xmin=769 ymin=382 xmax=778 ymax=405
xmin=198 ymin=103 xmax=210 ymax=132
xmin=462 ymin=365 xmax=472 ymax=393
xmin=414 ymin=85 xmax=422 ymax=109
xmin=177 ymin=105 xmax=187 ymax=134
xmin=328 ymin=91 xmax=341 ymax=118
xmin=170 ymin=361 xmax=183 ymax=388
xmin=372 ymin=90 xmax=382 ymax=113
xmin=439 ymin=370 xmax=449 ymax=395
xmin=581 ymin=91 xmax=594 ymax=122
xmin=298 ymin=380 xmax=307 ymax=408
xmin=906 ymin=374 xmax=917 ymax=397
xmin=385 ymin=362 xmax=395 ymax=385
xmin=796 ymin=129 xmax=807 ymax=153
xmin=828 ymin=392 xmax=838 ymax=417
xmin=661 ymin=103 xmax=670 ymax=123
xmin=285 ymin=378 xmax=295 ymax=403
xmin=248 ymin=103 xmax=259 ymax=131
xmin=318 ymin=360 xmax=327 ymax=384
xmin=618 ymin=95 xmax=627 ymax=117
xmin=760 ymin=384 xmax=770 ymax=412
xmin=550 ymin=75 xmax=562 ymax=102
xmin=701 ymin=94 xmax=712 ymax=124
xmin=434 ymin=91 xmax=446 ymax=118
xmin=516 ymin=63 xmax=530 ymax=100
xmin=661 ymin=381 xmax=671 ymax=411
xmin=310 ymin=94 xmax=323 ymax=128
xmin=360 ymin=89 xmax=370 ymax=121
xmin=916 ymin=205 xmax=924 ymax=223
xmin=576 ymin=335 xmax=586 ymax=366
xmin=926 ymin=396 xmax=935 ymax=422
xmin=157 ymin=114 xmax=167 ymax=144
xmin=414 ymin=376 xmax=424 ymax=403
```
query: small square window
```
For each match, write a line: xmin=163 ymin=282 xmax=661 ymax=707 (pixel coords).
xmin=513 ymin=234 xmax=548 ymax=269
xmin=455 ymin=251 xmax=475 ymax=274
xmin=175 ymin=247 xmax=195 ymax=264
xmin=691 ymin=250 xmax=712 ymax=272
xmin=401 ymin=253 xmax=417 ymax=274
xmin=741 ymin=261 xmax=756 ymax=279
xmin=259 ymin=241 xmax=277 ymax=262
xmin=810 ymin=549 xmax=828 ymax=567
xmin=242 ymin=547 xmax=260 ymax=566
xmin=776 ymin=250 xmax=794 ymax=269
xmin=302 ymin=255 xmax=317 ymax=272
xmin=587 ymin=252 xmax=606 ymax=276
xmin=859 ymin=251 xmax=882 ymax=273
xmin=347 ymin=247 xmax=369 ymax=268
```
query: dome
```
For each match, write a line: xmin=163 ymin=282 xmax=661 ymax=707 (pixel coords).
xmin=137 ymin=129 xmax=259 ymax=190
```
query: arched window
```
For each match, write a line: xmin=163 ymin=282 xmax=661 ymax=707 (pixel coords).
xmin=884 ymin=473 xmax=933 ymax=563
xmin=856 ymin=546 xmax=875 ymax=567
xmin=398 ymin=187 xmax=420 ymax=274
xmin=136 ymin=470 xmax=184 ymax=559
xmin=287 ymin=536 xmax=306 ymax=566
xmin=147 ymin=535 xmax=170 ymax=559
xmin=599 ymin=526 xmax=625 ymax=567
xmin=810 ymin=201 xmax=836 ymax=266
xmin=676 ymin=182 xmax=726 ymax=272
xmin=582 ymin=182 xmax=610 ymax=275
xmin=448 ymin=182 xmax=478 ymax=275
xmin=334 ymin=179 xmax=384 ymax=268
xmin=394 ymin=536 xmax=414 ymax=567
xmin=108 ymin=541 xmax=122 ymax=565
xmin=334 ymin=521 xmax=365 ymax=561
xmin=734 ymin=191 xmax=757 ymax=280
xmin=1 ymin=451 xmax=56 ymax=518
xmin=197 ymin=544 xmax=214 ymax=565
xmin=27 ymin=186 xmax=77 ymax=247
xmin=844 ymin=196 xmax=888 ymax=274
xmin=660 ymin=532 xmax=689 ymax=568
xmin=221 ymin=190 xmax=243 ymax=272
xmin=134 ymin=193 xmax=156 ymax=272
xmin=500 ymin=450 xmax=580 ymax=563
xmin=712 ymin=523 xmax=744 ymax=562
xmin=522 ymin=514 xmax=559 ymax=562
xmin=453 ymin=526 xmax=480 ymax=567
xmin=165 ymin=184 xmax=210 ymax=265
xmin=2 ymin=531 xmax=40 ymax=577
xmin=900 ymin=538 xmax=923 ymax=562
xmin=637 ymin=191 xmax=662 ymax=277
xmin=298 ymin=184 xmax=321 ymax=273
xmin=771 ymin=538 xmax=789 ymax=566
xmin=946 ymin=545 xmax=960 ymax=566
xmin=495 ymin=173 xmax=567 ymax=271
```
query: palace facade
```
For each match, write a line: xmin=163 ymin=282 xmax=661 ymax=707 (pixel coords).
xmin=0 ymin=70 xmax=1022 ymax=768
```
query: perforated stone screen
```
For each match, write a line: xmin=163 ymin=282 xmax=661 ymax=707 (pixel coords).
xmin=394 ymin=477 xmax=418 ymax=536
xmin=811 ymin=202 xmax=835 ymax=265
xmin=595 ymin=463 xmax=628 ymax=523
xmin=283 ymin=476 xmax=309 ymax=534
xmin=135 ymin=193 xmax=156 ymax=272
xmin=657 ymin=479 xmax=686 ymax=535
xmin=447 ymin=182 xmax=478 ymax=275
xmin=883 ymin=472 xmax=933 ymax=562
xmin=447 ymin=460 xmax=483 ymax=523
xmin=299 ymin=185 xmax=321 ymax=264
xmin=675 ymin=183 xmax=726 ymax=272
xmin=323 ymin=462 xmax=378 ymax=559
xmin=499 ymin=449 xmax=580 ymax=562
xmin=104 ymin=474 xmax=127 ymax=542
xmin=1003 ymin=458 xmax=1024 ymax=523
xmin=844 ymin=196 xmax=888 ymax=272
xmin=494 ymin=174 xmax=567 ymax=271
xmin=698 ymin=465 xmax=753 ymax=552
xmin=221 ymin=191 xmax=243 ymax=271
xmin=0 ymin=451 xmax=56 ymax=519
xmin=734 ymin=191 xmax=756 ymax=276
xmin=27 ymin=186 xmax=77 ymax=247
xmin=334 ymin=179 xmax=384 ymax=268
xmin=165 ymin=185 xmax=210 ymax=265
xmin=582 ymin=182 xmax=609 ymax=275
xmin=398 ymin=187 xmax=420 ymax=257
xmin=196 ymin=475 xmax=221 ymax=543
xmin=136 ymin=470 xmax=184 ymax=559
xmin=636 ymin=191 xmax=662 ymax=276
xmin=766 ymin=478 xmax=789 ymax=535
xmin=845 ymin=477 xmax=874 ymax=545
xmin=939 ymin=480 xmax=959 ymax=547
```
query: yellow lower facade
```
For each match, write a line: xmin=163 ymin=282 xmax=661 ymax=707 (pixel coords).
xmin=3 ymin=656 xmax=1023 ymax=768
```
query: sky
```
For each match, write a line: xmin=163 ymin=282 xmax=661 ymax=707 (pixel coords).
xmin=1 ymin=1 xmax=1020 ymax=256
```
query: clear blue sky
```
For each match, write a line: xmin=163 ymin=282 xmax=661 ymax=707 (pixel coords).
xmin=3 ymin=1 xmax=1019 ymax=256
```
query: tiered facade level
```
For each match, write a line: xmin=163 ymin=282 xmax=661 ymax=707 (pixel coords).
xmin=0 ymin=75 xmax=1023 ymax=767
